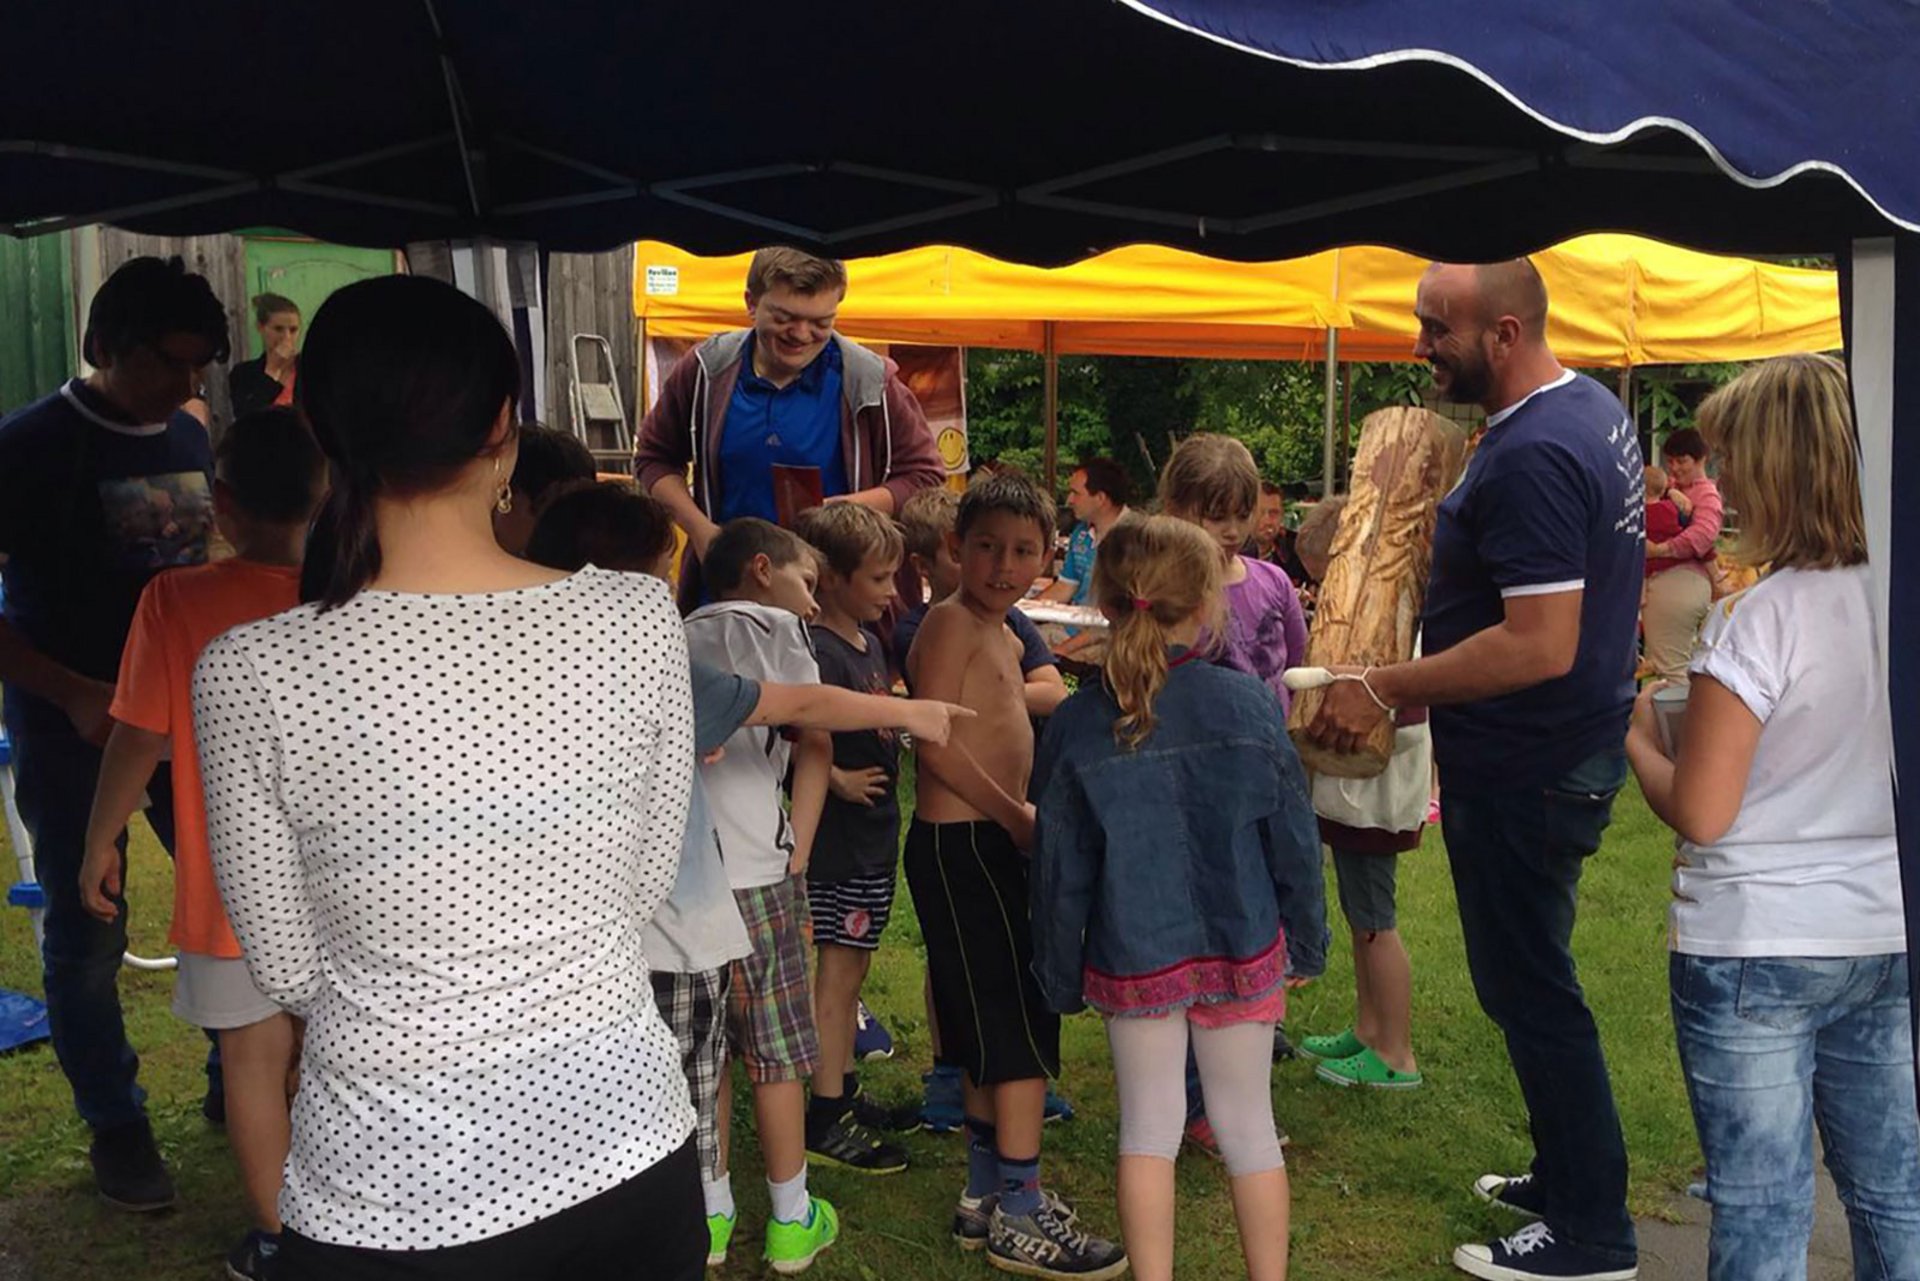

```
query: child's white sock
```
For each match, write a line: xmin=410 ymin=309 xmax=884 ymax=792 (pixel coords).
xmin=702 ymin=1173 xmax=735 ymax=1220
xmin=767 ymin=1168 xmax=810 ymax=1224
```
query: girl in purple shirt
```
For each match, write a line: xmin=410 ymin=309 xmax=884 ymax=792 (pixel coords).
xmin=1158 ymin=435 xmax=1310 ymax=714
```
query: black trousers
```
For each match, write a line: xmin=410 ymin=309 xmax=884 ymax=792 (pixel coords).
xmin=277 ymin=1138 xmax=705 ymax=1280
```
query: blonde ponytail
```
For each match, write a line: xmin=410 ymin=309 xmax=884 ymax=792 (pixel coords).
xmin=1091 ymin=516 xmax=1225 ymax=749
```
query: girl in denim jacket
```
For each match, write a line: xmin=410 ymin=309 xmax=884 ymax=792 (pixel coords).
xmin=1031 ymin=515 xmax=1324 ymax=1281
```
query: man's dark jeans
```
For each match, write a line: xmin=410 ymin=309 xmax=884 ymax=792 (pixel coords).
xmin=1441 ymin=748 xmax=1637 ymax=1266
xmin=7 ymin=714 xmax=176 ymax=1130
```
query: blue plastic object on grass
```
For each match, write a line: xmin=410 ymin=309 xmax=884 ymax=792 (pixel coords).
xmin=0 ymin=989 xmax=49 ymax=1052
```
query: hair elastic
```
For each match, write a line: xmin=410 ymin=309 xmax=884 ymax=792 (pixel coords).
xmin=1131 ymin=597 xmax=1152 ymax=611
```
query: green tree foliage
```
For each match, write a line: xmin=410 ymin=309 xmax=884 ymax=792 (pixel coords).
xmin=964 ymin=348 xmax=1438 ymax=494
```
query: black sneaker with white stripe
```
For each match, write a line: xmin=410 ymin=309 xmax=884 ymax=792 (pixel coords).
xmin=1473 ymin=1171 xmax=1545 ymax=1219
xmin=1452 ymin=1222 xmax=1638 ymax=1281
xmin=987 ymin=1199 xmax=1128 ymax=1279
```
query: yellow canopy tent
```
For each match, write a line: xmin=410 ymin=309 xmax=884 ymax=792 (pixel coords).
xmin=632 ymin=236 xmax=1838 ymax=485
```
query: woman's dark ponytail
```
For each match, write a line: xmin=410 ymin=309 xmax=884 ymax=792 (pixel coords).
xmin=296 ymin=276 xmax=520 ymax=610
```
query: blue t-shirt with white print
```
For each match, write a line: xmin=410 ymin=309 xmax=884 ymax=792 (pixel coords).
xmin=1423 ymin=372 xmax=1644 ymax=791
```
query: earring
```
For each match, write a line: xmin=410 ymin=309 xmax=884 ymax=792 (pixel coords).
xmin=496 ymin=483 xmax=513 ymax=516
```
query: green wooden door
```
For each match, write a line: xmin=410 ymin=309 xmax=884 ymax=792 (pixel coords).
xmin=241 ymin=238 xmax=398 ymax=358
xmin=0 ymin=231 xmax=76 ymax=414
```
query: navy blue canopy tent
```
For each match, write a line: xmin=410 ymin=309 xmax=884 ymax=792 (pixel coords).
xmin=4 ymin=0 xmax=1917 ymax=1040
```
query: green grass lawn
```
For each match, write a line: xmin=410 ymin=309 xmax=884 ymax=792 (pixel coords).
xmin=0 ymin=765 xmax=1699 ymax=1280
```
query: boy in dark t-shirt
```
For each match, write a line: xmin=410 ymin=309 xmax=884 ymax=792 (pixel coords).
xmin=0 ymin=255 xmax=229 ymax=1213
xmin=793 ymin=503 xmax=914 ymax=1175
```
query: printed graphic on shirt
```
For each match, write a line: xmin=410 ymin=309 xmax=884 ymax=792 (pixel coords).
xmin=1609 ymin=409 xmax=1646 ymax=540
xmin=99 ymin=472 xmax=212 ymax=571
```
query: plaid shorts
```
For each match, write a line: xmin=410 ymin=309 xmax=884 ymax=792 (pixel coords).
xmin=808 ymin=870 xmax=898 ymax=951
xmin=650 ymin=966 xmax=730 ymax=1180
xmin=726 ymin=875 xmax=819 ymax=1083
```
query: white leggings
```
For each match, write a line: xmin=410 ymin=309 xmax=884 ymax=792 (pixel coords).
xmin=1106 ymin=1013 xmax=1285 ymax=1177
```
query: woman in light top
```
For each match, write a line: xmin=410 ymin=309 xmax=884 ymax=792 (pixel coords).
xmin=194 ymin=275 xmax=704 ymax=1279
xmin=1625 ymin=353 xmax=1917 ymax=1281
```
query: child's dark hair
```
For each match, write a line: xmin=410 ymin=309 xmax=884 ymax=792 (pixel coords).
xmin=796 ymin=502 xmax=904 ymax=578
xmin=1092 ymin=515 xmax=1225 ymax=749
xmin=1662 ymin=427 xmax=1707 ymax=462
xmin=1158 ymin=433 xmax=1260 ymax=522
xmin=525 ymin=481 xmax=677 ymax=573
xmin=511 ymin=423 xmax=598 ymax=511
xmin=299 ymin=275 xmax=520 ymax=610
xmin=84 ymin=256 xmax=231 ymax=367
xmin=704 ymin=518 xmax=814 ymax=597
xmin=898 ymin=487 xmax=960 ymax=561
xmin=958 ymin=469 xmax=1056 ymax=545
xmin=215 ymin=408 xmax=327 ymax=524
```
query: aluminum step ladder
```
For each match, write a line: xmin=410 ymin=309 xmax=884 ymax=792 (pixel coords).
xmin=568 ymin=333 xmax=633 ymax=470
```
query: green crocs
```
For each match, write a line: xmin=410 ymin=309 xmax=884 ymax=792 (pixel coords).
xmin=1315 ymin=1047 xmax=1423 ymax=1090
xmin=705 ymin=1212 xmax=734 ymax=1267
xmin=765 ymin=1195 xmax=839 ymax=1275
xmin=1298 ymin=1027 xmax=1364 ymax=1061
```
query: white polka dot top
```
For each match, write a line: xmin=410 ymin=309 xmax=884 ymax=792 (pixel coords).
xmin=192 ymin=567 xmax=697 ymax=1250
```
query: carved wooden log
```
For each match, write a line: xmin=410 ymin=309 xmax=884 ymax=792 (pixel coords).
xmin=1289 ymin=406 xmax=1469 ymax=778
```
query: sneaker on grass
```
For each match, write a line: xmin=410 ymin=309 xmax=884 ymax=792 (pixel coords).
xmin=805 ymin=1113 xmax=909 ymax=1175
xmin=1315 ymin=1047 xmax=1423 ymax=1090
xmin=1298 ymin=1027 xmax=1364 ymax=1061
xmin=1043 ymin=1084 xmax=1076 ymax=1125
xmin=224 ymin=1230 xmax=279 ymax=1281
xmin=1452 ymin=1221 xmax=1638 ymax=1280
xmin=1473 ymin=1172 xmax=1546 ymax=1220
xmin=921 ymin=1065 xmax=966 ymax=1134
xmin=90 ymin=1119 xmax=176 ymax=1213
xmin=952 ymin=1187 xmax=1079 ymax=1252
xmin=988 ymin=1199 xmax=1129 ymax=1280
xmin=848 ymin=1088 xmax=923 ymax=1133
xmin=765 ymin=1196 xmax=839 ymax=1276
xmin=706 ymin=1212 xmax=735 ymax=1268
xmin=853 ymin=1001 xmax=895 ymax=1061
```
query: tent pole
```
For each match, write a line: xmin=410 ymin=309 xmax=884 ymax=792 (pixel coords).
xmin=1043 ymin=321 xmax=1059 ymax=491
xmin=1321 ymin=327 xmax=1340 ymax=497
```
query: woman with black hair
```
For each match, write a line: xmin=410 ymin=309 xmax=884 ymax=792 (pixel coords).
xmin=193 ymin=275 xmax=705 ymax=1279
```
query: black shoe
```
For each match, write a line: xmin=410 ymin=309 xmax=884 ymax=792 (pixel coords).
xmin=203 ymin=1086 xmax=226 ymax=1127
xmin=1473 ymin=1172 xmax=1546 ymax=1220
xmin=848 ymin=1089 xmax=923 ymax=1133
xmin=90 ymin=1119 xmax=176 ymax=1213
xmin=1452 ymin=1222 xmax=1638 ymax=1279
xmin=1272 ymin=1026 xmax=1298 ymax=1061
xmin=805 ymin=1113 xmax=909 ymax=1175
xmin=226 ymin=1230 xmax=281 ymax=1280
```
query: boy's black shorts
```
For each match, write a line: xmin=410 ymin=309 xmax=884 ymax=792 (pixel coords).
xmin=903 ymin=817 xmax=1061 ymax=1085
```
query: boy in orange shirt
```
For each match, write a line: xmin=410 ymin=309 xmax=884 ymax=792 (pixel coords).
xmin=78 ymin=407 xmax=327 ymax=1281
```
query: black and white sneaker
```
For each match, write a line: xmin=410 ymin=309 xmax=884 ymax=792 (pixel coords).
xmin=988 ymin=1199 xmax=1127 ymax=1279
xmin=953 ymin=1188 xmax=1079 ymax=1252
xmin=1453 ymin=1222 xmax=1638 ymax=1280
xmin=1473 ymin=1172 xmax=1545 ymax=1219
xmin=804 ymin=1113 xmax=909 ymax=1175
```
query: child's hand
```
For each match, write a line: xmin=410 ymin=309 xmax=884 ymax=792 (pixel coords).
xmin=1285 ymin=974 xmax=1314 ymax=990
xmin=1009 ymin=802 xmax=1038 ymax=851
xmin=830 ymin=765 xmax=891 ymax=806
xmin=896 ymin=699 xmax=976 ymax=747
xmin=78 ymin=840 xmax=124 ymax=924
xmin=1629 ymin=681 xmax=1672 ymax=757
xmin=60 ymin=678 xmax=116 ymax=747
xmin=788 ymin=845 xmax=811 ymax=877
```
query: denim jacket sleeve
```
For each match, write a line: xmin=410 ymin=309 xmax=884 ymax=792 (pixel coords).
xmin=1262 ymin=737 xmax=1330 ymax=980
xmin=1030 ymin=752 xmax=1100 ymax=1015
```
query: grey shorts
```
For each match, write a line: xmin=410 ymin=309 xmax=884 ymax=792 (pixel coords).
xmin=1331 ymin=848 xmax=1400 ymax=933
xmin=172 ymin=954 xmax=282 ymax=1030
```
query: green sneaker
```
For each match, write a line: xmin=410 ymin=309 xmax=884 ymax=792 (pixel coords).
xmin=1298 ymin=1027 xmax=1364 ymax=1061
xmin=705 ymin=1212 xmax=734 ymax=1267
xmin=765 ymin=1196 xmax=839 ymax=1275
xmin=1314 ymin=1046 xmax=1423 ymax=1090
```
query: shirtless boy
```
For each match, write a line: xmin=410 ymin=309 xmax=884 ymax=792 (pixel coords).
xmin=904 ymin=471 xmax=1128 ymax=1280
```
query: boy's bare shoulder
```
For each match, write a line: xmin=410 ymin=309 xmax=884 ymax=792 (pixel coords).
xmin=909 ymin=598 xmax=993 ymax=692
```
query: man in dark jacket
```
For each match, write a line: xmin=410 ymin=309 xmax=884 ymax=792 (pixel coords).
xmin=633 ymin=247 xmax=945 ymax=610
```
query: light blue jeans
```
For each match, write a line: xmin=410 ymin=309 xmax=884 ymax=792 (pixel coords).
xmin=1671 ymin=952 xmax=1920 ymax=1281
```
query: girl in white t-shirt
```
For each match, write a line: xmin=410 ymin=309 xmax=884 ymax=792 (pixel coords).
xmin=1625 ymin=353 xmax=1918 ymax=1281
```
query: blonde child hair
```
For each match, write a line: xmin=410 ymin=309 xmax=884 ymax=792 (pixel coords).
xmin=1697 ymin=353 xmax=1866 ymax=572
xmin=795 ymin=500 xmax=904 ymax=578
xmin=1089 ymin=515 xmax=1225 ymax=748
xmin=1157 ymin=433 xmax=1261 ymax=524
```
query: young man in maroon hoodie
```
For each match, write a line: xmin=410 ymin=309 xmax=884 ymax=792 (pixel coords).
xmin=633 ymin=246 xmax=945 ymax=612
